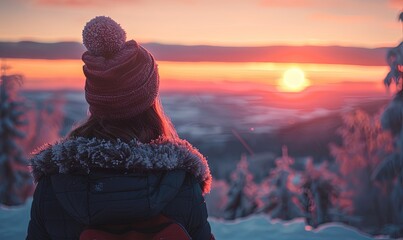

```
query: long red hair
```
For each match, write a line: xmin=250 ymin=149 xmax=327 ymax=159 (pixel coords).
xmin=69 ymin=98 xmax=177 ymax=143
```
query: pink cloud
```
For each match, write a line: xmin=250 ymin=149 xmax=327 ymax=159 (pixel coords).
xmin=33 ymin=0 xmax=196 ymax=7
xmin=258 ymin=0 xmax=357 ymax=8
xmin=308 ymin=13 xmax=373 ymax=24
xmin=259 ymin=0 xmax=314 ymax=8
xmin=388 ymin=0 xmax=403 ymax=10
xmin=259 ymin=0 xmax=383 ymax=10
xmin=35 ymin=0 xmax=139 ymax=7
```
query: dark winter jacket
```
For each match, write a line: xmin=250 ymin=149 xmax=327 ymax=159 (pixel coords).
xmin=26 ymin=137 xmax=213 ymax=240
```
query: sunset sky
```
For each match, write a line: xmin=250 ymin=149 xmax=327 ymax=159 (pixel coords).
xmin=1 ymin=0 xmax=402 ymax=46
xmin=0 ymin=0 xmax=402 ymax=91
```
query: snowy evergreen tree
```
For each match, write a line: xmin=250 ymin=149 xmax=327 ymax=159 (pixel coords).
xmin=372 ymin=15 xmax=403 ymax=236
xmin=330 ymin=110 xmax=394 ymax=228
xmin=375 ymin=101 xmax=403 ymax=226
xmin=258 ymin=146 xmax=302 ymax=220
xmin=383 ymin=42 xmax=403 ymax=90
xmin=0 ymin=62 xmax=33 ymax=206
xmin=400 ymin=11 xmax=403 ymax=38
xmin=378 ymin=28 xmax=403 ymax=183
xmin=383 ymin=11 xmax=403 ymax=91
xmin=21 ymin=94 xmax=64 ymax=153
xmin=224 ymin=154 xmax=258 ymax=220
xmin=376 ymin=101 xmax=403 ymax=236
xmin=300 ymin=158 xmax=348 ymax=228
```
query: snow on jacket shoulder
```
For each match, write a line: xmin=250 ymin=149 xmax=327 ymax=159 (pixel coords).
xmin=26 ymin=137 xmax=213 ymax=240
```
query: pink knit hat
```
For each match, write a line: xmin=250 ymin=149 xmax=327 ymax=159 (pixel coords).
xmin=82 ymin=16 xmax=159 ymax=119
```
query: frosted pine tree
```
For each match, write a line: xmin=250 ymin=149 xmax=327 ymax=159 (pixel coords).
xmin=224 ymin=154 xmax=258 ymax=220
xmin=375 ymin=101 xmax=403 ymax=234
xmin=383 ymin=43 xmax=403 ymax=91
xmin=21 ymin=94 xmax=64 ymax=153
xmin=378 ymin=14 xmax=403 ymax=180
xmin=372 ymin=13 xmax=403 ymax=237
xmin=330 ymin=110 xmax=394 ymax=229
xmin=0 ymin=62 xmax=33 ymax=206
xmin=300 ymin=158 xmax=348 ymax=228
xmin=383 ymin=11 xmax=403 ymax=90
xmin=258 ymin=146 xmax=302 ymax=220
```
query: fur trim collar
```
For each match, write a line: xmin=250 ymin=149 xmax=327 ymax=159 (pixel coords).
xmin=30 ymin=137 xmax=212 ymax=194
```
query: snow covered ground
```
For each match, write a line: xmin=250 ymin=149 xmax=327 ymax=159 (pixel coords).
xmin=0 ymin=199 xmax=393 ymax=240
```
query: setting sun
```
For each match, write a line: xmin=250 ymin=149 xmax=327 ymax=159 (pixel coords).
xmin=278 ymin=68 xmax=310 ymax=92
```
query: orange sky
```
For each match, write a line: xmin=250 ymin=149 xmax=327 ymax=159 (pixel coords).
xmin=1 ymin=0 xmax=402 ymax=47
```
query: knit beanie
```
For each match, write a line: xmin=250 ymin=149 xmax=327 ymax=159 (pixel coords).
xmin=82 ymin=16 xmax=159 ymax=120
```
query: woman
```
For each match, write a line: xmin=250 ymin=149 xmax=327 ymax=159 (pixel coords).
xmin=26 ymin=16 xmax=213 ymax=240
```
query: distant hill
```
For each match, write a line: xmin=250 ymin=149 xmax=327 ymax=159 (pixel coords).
xmin=0 ymin=41 xmax=389 ymax=66
xmin=272 ymin=97 xmax=389 ymax=160
xmin=0 ymin=41 xmax=85 ymax=59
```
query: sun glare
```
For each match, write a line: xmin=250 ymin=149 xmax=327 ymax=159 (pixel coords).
xmin=278 ymin=67 xmax=310 ymax=92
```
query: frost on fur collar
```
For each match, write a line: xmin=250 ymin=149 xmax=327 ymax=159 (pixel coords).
xmin=30 ymin=137 xmax=212 ymax=194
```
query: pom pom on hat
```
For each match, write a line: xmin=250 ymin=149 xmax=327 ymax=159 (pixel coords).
xmin=82 ymin=16 xmax=126 ymax=57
